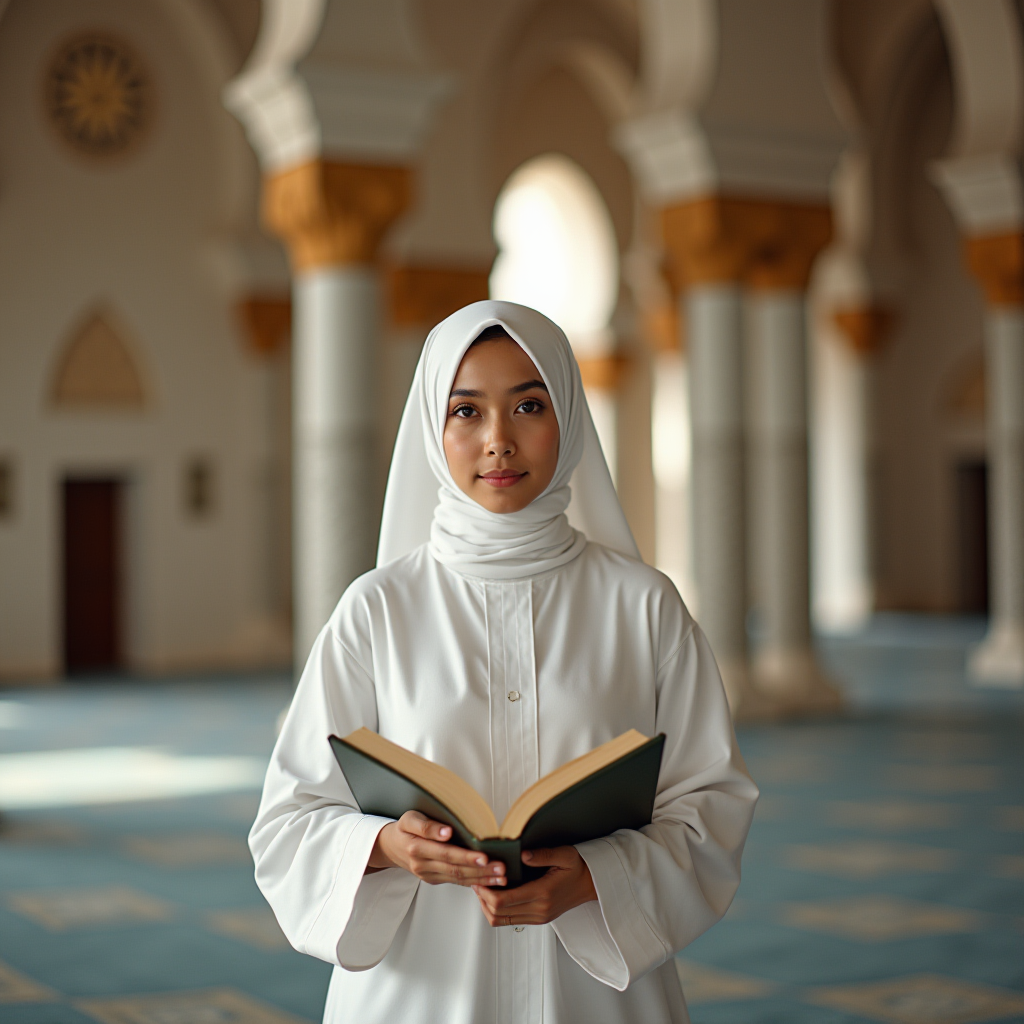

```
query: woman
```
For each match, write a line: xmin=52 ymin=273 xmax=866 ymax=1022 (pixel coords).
xmin=250 ymin=300 xmax=758 ymax=1024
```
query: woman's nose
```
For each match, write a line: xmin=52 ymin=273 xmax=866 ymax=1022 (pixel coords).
xmin=486 ymin=423 xmax=515 ymax=457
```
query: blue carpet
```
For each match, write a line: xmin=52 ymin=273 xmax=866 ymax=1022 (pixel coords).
xmin=0 ymin=625 xmax=1022 ymax=1024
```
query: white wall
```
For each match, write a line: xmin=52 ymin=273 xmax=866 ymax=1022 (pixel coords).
xmin=0 ymin=0 xmax=277 ymax=677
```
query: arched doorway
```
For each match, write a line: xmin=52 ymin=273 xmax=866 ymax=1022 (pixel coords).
xmin=489 ymin=153 xmax=621 ymax=476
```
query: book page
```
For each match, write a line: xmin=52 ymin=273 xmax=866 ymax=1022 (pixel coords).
xmin=343 ymin=728 xmax=501 ymax=839
xmin=498 ymin=730 xmax=651 ymax=839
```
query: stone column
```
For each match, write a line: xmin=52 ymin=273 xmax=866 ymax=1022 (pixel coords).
xmin=236 ymin=297 xmax=293 ymax=663
xmin=577 ymin=355 xmax=628 ymax=484
xmin=745 ymin=204 xmax=841 ymax=711
xmin=660 ymin=199 xmax=770 ymax=718
xmin=819 ymin=307 xmax=893 ymax=630
xmin=964 ymin=232 xmax=1024 ymax=686
xmin=263 ymin=160 xmax=411 ymax=668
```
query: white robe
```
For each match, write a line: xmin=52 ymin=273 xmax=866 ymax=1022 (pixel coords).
xmin=251 ymin=542 xmax=758 ymax=1024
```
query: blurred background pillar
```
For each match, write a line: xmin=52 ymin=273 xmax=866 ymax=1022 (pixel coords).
xmin=659 ymin=199 xmax=767 ymax=718
xmin=235 ymin=296 xmax=294 ymax=665
xmin=931 ymin=0 xmax=1024 ymax=686
xmin=225 ymin=1 xmax=450 ymax=669
xmin=746 ymin=204 xmax=842 ymax=711
xmin=262 ymin=163 xmax=409 ymax=667
xmin=822 ymin=306 xmax=894 ymax=629
xmin=964 ymin=232 xmax=1024 ymax=685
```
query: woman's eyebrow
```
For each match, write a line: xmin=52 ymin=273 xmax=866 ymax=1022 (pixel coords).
xmin=450 ymin=388 xmax=485 ymax=398
xmin=508 ymin=379 xmax=548 ymax=395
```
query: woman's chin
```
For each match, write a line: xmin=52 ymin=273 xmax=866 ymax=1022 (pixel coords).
xmin=470 ymin=486 xmax=537 ymax=515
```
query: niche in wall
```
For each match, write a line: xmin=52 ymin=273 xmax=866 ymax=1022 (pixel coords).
xmin=183 ymin=457 xmax=216 ymax=520
xmin=50 ymin=307 xmax=148 ymax=410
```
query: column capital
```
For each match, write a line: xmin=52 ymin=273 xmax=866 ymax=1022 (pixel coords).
xmin=744 ymin=202 xmax=832 ymax=292
xmin=659 ymin=196 xmax=832 ymax=291
xmin=642 ymin=303 xmax=682 ymax=352
xmin=832 ymin=306 xmax=896 ymax=356
xmin=263 ymin=160 xmax=412 ymax=271
xmin=236 ymin=296 xmax=292 ymax=356
xmin=659 ymin=196 xmax=750 ymax=287
xmin=385 ymin=263 xmax=490 ymax=328
xmin=578 ymin=354 xmax=630 ymax=391
xmin=964 ymin=231 xmax=1024 ymax=306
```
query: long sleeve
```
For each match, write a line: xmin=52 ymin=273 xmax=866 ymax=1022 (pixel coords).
xmin=248 ymin=624 xmax=420 ymax=970
xmin=552 ymin=624 xmax=758 ymax=990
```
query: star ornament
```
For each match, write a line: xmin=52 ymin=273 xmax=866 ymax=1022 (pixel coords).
xmin=44 ymin=33 xmax=152 ymax=159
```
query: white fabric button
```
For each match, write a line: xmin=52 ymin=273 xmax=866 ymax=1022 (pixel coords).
xmin=507 ymin=690 xmax=520 ymax=702
xmin=514 ymin=926 xmax=524 ymax=932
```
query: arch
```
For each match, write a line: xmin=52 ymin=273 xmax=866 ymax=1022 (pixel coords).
xmin=50 ymin=307 xmax=148 ymax=410
xmin=489 ymin=153 xmax=619 ymax=355
xmin=150 ymin=0 xmax=259 ymax=233
xmin=933 ymin=0 xmax=1023 ymax=159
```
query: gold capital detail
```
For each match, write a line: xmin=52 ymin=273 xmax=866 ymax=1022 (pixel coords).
xmin=660 ymin=196 xmax=832 ymax=292
xmin=385 ymin=264 xmax=491 ymax=328
xmin=236 ymin=296 xmax=292 ymax=355
xmin=832 ymin=306 xmax=896 ymax=356
xmin=262 ymin=160 xmax=412 ymax=271
xmin=578 ymin=354 xmax=630 ymax=391
xmin=964 ymin=231 xmax=1024 ymax=307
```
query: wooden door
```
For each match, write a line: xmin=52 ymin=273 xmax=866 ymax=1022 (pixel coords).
xmin=63 ymin=479 xmax=121 ymax=673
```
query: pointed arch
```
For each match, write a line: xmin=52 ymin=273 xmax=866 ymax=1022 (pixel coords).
xmin=50 ymin=307 xmax=148 ymax=410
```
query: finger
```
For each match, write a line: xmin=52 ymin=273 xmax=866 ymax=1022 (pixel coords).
xmin=400 ymin=812 xmax=453 ymax=843
xmin=437 ymin=845 xmax=505 ymax=874
xmin=411 ymin=843 xmax=506 ymax=880
xmin=472 ymin=880 xmax=528 ymax=913
xmin=482 ymin=877 xmax=550 ymax=910
xmin=410 ymin=848 xmax=506 ymax=885
xmin=522 ymin=846 xmax=576 ymax=867
xmin=439 ymin=862 xmax=507 ymax=886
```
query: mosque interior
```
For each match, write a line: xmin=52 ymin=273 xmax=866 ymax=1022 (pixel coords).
xmin=0 ymin=0 xmax=1022 ymax=1021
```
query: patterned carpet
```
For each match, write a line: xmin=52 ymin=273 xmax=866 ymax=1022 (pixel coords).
xmin=0 ymin=618 xmax=1022 ymax=1024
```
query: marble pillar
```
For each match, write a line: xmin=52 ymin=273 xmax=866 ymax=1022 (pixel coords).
xmin=235 ymin=296 xmax=292 ymax=664
xmin=262 ymin=160 xmax=411 ymax=669
xmin=815 ymin=307 xmax=892 ymax=631
xmin=658 ymin=197 xmax=774 ymax=718
xmin=965 ymin=233 xmax=1024 ymax=686
xmin=687 ymin=285 xmax=751 ymax=702
xmin=292 ymin=268 xmax=380 ymax=665
xmin=746 ymin=204 xmax=841 ymax=712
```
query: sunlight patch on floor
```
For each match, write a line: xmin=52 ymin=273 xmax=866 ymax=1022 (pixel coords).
xmin=0 ymin=747 xmax=267 ymax=808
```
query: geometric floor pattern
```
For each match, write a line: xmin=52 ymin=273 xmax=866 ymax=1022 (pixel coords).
xmin=0 ymin=616 xmax=1022 ymax=1023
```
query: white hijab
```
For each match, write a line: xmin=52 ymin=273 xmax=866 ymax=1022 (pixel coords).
xmin=377 ymin=300 xmax=640 ymax=580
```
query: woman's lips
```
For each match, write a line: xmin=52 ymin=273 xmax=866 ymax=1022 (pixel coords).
xmin=480 ymin=470 xmax=526 ymax=488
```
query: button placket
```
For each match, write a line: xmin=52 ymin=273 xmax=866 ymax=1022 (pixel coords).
xmin=485 ymin=580 xmax=542 ymax=1024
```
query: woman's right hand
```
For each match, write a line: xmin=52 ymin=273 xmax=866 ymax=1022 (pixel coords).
xmin=367 ymin=810 xmax=507 ymax=887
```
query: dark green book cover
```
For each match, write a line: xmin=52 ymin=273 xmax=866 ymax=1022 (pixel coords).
xmin=328 ymin=732 xmax=666 ymax=887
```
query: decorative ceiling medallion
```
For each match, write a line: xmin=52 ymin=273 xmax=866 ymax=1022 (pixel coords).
xmin=44 ymin=33 xmax=153 ymax=159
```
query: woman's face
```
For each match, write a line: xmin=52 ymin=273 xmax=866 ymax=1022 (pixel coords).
xmin=443 ymin=338 xmax=560 ymax=514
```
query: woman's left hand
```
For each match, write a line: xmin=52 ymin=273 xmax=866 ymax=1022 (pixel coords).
xmin=473 ymin=846 xmax=597 ymax=927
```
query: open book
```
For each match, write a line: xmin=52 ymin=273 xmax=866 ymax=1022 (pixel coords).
xmin=329 ymin=727 xmax=665 ymax=887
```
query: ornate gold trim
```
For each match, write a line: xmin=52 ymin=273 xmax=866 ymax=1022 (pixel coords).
xmin=263 ymin=161 xmax=412 ymax=270
xmin=578 ymin=354 xmax=629 ymax=390
xmin=832 ymin=306 xmax=896 ymax=356
xmin=660 ymin=196 xmax=832 ymax=292
xmin=385 ymin=264 xmax=491 ymax=328
xmin=236 ymin=296 xmax=291 ymax=355
xmin=964 ymin=231 xmax=1024 ymax=307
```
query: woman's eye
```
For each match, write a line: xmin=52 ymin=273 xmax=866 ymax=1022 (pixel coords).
xmin=517 ymin=399 xmax=544 ymax=414
xmin=451 ymin=404 xmax=476 ymax=419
